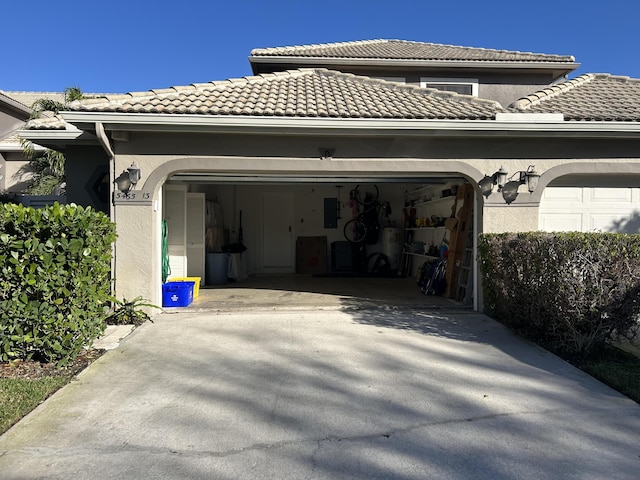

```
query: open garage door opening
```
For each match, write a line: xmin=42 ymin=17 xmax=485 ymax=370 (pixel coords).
xmin=161 ymin=174 xmax=476 ymax=308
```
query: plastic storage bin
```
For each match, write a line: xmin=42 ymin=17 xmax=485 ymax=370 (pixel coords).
xmin=167 ymin=277 xmax=201 ymax=297
xmin=162 ymin=281 xmax=194 ymax=307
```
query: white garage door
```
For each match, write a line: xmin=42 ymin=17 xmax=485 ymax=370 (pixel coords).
xmin=539 ymin=187 xmax=640 ymax=233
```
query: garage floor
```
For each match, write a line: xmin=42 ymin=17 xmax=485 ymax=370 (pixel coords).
xmin=188 ymin=274 xmax=468 ymax=311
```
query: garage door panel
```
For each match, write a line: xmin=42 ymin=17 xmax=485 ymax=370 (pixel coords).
xmin=589 ymin=188 xmax=633 ymax=204
xmin=541 ymin=187 xmax=583 ymax=203
xmin=589 ymin=214 xmax=631 ymax=233
xmin=540 ymin=186 xmax=640 ymax=233
xmin=540 ymin=213 xmax=582 ymax=232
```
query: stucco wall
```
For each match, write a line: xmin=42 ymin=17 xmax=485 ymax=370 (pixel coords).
xmin=113 ymin=203 xmax=159 ymax=305
xmin=64 ymin=131 xmax=640 ymax=308
xmin=1 ymin=155 xmax=30 ymax=193
xmin=66 ymin=145 xmax=110 ymax=213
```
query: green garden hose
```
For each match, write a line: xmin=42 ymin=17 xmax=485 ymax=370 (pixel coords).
xmin=161 ymin=219 xmax=170 ymax=283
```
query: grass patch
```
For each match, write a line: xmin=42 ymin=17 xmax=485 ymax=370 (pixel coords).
xmin=580 ymin=346 xmax=640 ymax=403
xmin=0 ymin=377 xmax=70 ymax=434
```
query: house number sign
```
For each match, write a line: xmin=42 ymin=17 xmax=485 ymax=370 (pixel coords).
xmin=113 ymin=190 xmax=152 ymax=205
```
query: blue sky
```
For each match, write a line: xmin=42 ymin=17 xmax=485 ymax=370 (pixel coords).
xmin=3 ymin=0 xmax=639 ymax=94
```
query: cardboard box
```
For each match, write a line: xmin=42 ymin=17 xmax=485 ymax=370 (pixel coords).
xmin=296 ymin=236 xmax=328 ymax=274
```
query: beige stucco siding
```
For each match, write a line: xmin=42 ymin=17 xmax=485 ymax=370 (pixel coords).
xmin=62 ymin=130 xmax=640 ymax=309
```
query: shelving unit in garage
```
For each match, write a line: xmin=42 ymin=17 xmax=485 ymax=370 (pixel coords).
xmin=401 ymin=182 xmax=458 ymax=280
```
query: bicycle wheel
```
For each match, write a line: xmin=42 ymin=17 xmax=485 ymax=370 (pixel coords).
xmin=343 ymin=218 xmax=368 ymax=243
xmin=353 ymin=184 xmax=379 ymax=206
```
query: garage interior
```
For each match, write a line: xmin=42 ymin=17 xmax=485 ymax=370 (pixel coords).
xmin=162 ymin=175 xmax=476 ymax=309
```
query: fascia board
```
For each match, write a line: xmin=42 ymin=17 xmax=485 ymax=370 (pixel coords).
xmin=249 ymin=55 xmax=581 ymax=72
xmin=0 ymin=94 xmax=31 ymax=117
xmin=17 ymin=129 xmax=97 ymax=147
xmin=59 ymin=111 xmax=640 ymax=138
xmin=0 ymin=141 xmax=45 ymax=152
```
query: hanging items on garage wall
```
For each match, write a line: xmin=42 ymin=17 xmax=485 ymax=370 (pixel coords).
xmin=324 ymin=197 xmax=338 ymax=228
xmin=205 ymin=200 xmax=225 ymax=253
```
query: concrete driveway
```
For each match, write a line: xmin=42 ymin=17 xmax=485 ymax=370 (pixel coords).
xmin=1 ymin=305 xmax=639 ymax=479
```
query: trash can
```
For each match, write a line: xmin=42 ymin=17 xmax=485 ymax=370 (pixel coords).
xmin=206 ymin=253 xmax=229 ymax=285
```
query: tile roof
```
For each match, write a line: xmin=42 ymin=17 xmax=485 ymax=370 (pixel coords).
xmin=1 ymin=91 xmax=67 ymax=109
xmin=250 ymin=39 xmax=576 ymax=64
xmin=510 ymin=74 xmax=640 ymax=121
xmin=24 ymin=114 xmax=67 ymax=130
xmin=61 ymin=69 xmax=503 ymax=121
xmin=0 ymin=133 xmax=21 ymax=146
xmin=0 ymin=90 xmax=32 ymax=115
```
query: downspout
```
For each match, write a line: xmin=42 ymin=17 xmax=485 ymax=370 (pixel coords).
xmin=95 ymin=122 xmax=117 ymax=296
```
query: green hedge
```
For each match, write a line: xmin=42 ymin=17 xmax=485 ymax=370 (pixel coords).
xmin=0 ymin=202 xmax=116 ymax=365
xmin=478 ymin=232 xmax=640 ymax=361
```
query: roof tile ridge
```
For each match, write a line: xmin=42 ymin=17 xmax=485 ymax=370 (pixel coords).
xmin=438 ymin=43 xmax=576 ymax=62
xmin=0 ymin=90 xmax=31 ymax=110
xmin=395 ymin=40 xmax=575 ymax=62
xmin=250 ymin=39 xmax=387 ymax=55
xmin=591 ymin=73 xmax=640 ymax=84
xmin=3 ymin=90 xmax=65 ymax=96
xmin=509 ymin=74 xmax=595 ymax=110
xmin=67 ymin=84 xmax=200 ymax=108
xmin=314 ymin=68 xmax=503 ymax=108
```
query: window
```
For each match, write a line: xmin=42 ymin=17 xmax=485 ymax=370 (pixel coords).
xmin=420 ymin=77 xmax=478 ymax=96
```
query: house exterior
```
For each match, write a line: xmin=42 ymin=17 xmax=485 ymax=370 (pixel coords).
xmin=18 ymin=40 xmax=640 ymax=310
xmin=0 ymin=91 xmax=35 ymax=194
xmin=0 ymin=91 xmax=68 ymax=202
xmin=249 ymin=39 xmax=580 ymax=107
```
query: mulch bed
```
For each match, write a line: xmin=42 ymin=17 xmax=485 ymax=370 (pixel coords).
xmin=0 ymin=349 xmax=105 ymax=380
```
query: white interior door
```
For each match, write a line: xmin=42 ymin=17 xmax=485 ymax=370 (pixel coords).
xmin=163 ymin=184 xmax=187 ymax=278
xmin=262 ymin=192 xmax=295 ymax=271
xmin=186 ymin=192 xmax=205 ymax=280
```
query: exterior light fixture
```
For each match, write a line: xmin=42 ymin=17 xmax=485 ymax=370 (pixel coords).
xmin=478 ymin=166 xmax=508 ymax=197
xmin=114 ymin=162 xmax=142 ymax=193
xmin=127 ymin=162 xmax=141 ymax=186
xmin=319 ymin=147 xmax=336 ymax=160
xmin=501 ymin=165 xmax=540 ymax=204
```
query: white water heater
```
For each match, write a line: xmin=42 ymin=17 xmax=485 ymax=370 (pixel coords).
xmin=381 ymin=227 xmax=403 ymax=272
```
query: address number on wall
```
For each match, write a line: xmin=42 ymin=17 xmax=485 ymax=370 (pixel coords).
xmin=113 ymin=190 xmax=152 ymax=205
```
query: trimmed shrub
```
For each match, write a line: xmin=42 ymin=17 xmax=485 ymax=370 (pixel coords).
xmin=0 ymin=202 xmax=116 ymax=365
xmin=479 ymin=232 xmax=640 ymax=361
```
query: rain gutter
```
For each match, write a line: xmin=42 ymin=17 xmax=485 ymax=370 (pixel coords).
xmin=95 ymin=121 xmax=117 ymax=297
xmin=59 ymin=111 xmax=640 ymax=138
xmin=248 ymin=56 xmax=581 ymax=72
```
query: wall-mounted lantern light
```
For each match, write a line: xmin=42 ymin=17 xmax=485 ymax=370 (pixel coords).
xmin=319 ymin=147 xmax=336 ymax=160
xmin=501 ymin=165 xmax=540 ymax=204
xmin=114 ymin=162 xmax=142 ymax=193
xmin=478 ymin=166 xmax=508 ymax=197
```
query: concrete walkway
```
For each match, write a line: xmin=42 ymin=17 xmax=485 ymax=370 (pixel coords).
xmin=1 ymin=307 xmax=639 ymax=479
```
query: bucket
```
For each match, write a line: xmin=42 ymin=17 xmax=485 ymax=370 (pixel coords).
xmin=206 ymin=253 xmax=230 ymax=285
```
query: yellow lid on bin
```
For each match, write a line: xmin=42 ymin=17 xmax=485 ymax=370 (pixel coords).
xmin=167 ymin=277 xmax=201 ymax=298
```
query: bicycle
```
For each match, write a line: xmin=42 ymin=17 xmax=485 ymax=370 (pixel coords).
xmin=343 ymin=185 xmax=379 ymax=244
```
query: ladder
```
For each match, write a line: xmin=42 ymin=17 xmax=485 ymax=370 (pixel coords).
xmin=456 ymin=225 xmax=474 ymax=305
xmin=444 ymin=183 xmax=474 ymax=298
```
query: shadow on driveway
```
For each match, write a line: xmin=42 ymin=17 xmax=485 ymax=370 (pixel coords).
xmin=1 ymin=308 xmax=639 ymax=479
